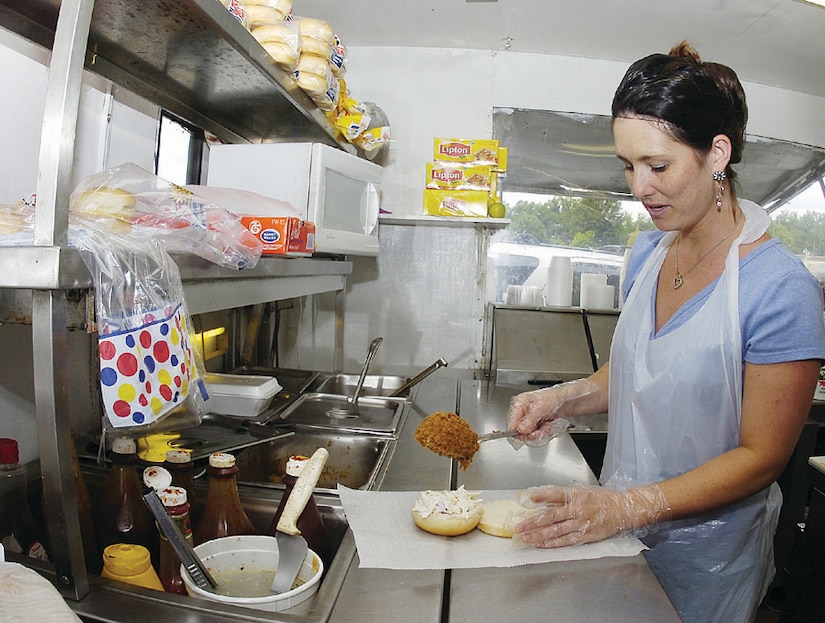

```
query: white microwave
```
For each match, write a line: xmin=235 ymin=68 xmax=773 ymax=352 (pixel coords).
xmin=206 ymin=142 xmax=382 ymax=256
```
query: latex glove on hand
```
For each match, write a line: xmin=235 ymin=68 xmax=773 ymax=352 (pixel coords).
xmin=513 ymin=484 xmax=672 ymax=548
xmin=506 ymin=379 xmax=597 ymax=448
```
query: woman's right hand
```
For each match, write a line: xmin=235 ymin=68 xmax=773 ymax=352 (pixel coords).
xmin=506 ymin=378 xmax=599 ymax=447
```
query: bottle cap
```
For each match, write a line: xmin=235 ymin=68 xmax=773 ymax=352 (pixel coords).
xmin=143 ymin=465 xmax=173 ymax=492
xmin=158 ymin=485 xmax=188 ymax=507
xmin=111 ymin=437 xmax=136 ymax=455
xmin=164 ymin=450 xmax=192 ymax=464
xmin=102 ymin=543 xmax=152 ymax=575
xmin=0 ymin=438 xmax=19 ymax=464
xmin=285 ymin=454 xmax=309 ymax=477
xmin=208 ymin=452 xmax=236 ymax=469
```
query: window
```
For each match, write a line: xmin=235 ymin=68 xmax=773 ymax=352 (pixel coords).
xmin=155 ymin=112 xmax=204 ymax=185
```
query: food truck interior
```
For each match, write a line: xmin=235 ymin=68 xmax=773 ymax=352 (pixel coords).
xmin=0 ymin=1 xmax=824 ymax=622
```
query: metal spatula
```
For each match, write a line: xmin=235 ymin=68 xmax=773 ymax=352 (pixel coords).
xmin=270 ymin=447 xmax=329 ymax=593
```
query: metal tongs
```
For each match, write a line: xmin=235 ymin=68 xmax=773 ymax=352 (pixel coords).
xmin=477 ymin=429 xmax=519 ymax=443
xmin=142 ymin=486 xmax=218 ymax=591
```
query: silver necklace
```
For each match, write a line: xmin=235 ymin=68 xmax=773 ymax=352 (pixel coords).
xmin=673 ymin=221 xmax=738 ymax=289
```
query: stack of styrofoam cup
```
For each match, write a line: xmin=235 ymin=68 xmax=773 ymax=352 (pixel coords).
xmin=545 ymin=256 xmax=573 ymax=307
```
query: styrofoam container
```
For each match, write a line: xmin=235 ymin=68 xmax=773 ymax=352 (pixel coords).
xmin=204 ymin=373 xmax=282 ymax=417
xmin=181 ymin=535 xmax=323 ymax=613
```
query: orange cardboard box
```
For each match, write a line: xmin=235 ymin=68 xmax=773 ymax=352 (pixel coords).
xmin=241 ymin=216 xmax=316 ymax=256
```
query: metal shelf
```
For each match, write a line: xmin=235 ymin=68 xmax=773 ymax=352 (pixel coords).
xmin=0 ymin=0 xmax=352 ymax=148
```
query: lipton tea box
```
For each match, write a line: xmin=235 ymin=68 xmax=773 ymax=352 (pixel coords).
xmin=434 ymin=138 xmax=500 ymax=166
xmin=425 ymin=163 xmax=492 ymax=191
xmin=423 ymin=189 xmax=489 ymax=218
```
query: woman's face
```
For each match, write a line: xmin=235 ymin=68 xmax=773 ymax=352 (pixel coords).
xmin=613 ymin=115 xmax=718 ymax=233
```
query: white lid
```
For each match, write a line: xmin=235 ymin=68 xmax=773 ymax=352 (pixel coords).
xmin=111 ymin=436 xmax=136 ymax=455
xmin=209 ymin=452 xmax=236 ymax=468
xmin=165 ymin=449 xmax=192 ymax=464
xmin=285 ymin=455 xmax=309 ymax=477
xmin=143 ymin=465 xmax=173 ymax=491
xmin=205 ymin=373 xmax=282 ymax=399
xmin=158 ymin=485 xmax=188 ymax=507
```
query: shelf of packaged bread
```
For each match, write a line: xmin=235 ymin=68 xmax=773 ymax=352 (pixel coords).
xmin=0 ymin=246 xmax=351 ymax=320
xmin=0 ymin=0 xmax=351 ymax=149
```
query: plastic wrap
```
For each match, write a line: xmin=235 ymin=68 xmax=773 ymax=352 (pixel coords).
xmin=70 ymin=162 xmax=262 ymax=270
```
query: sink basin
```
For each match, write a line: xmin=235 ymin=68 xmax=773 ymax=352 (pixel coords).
xmin=234 ymin=430 xmax=395 ymax=491
xmin=273 ymin=392 xmax=407 ymax=436
xmin=309 ymin=373 xmax=411 ymax=399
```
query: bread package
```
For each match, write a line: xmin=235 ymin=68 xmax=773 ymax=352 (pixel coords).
xmin=251 ymin=20 xmax=300 ymax=72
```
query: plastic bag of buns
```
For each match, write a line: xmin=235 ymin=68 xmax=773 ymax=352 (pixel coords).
xmin=251 ymin=17 xmax=300 ymax=74
xmin=296 ymin=56 xmax=340 ymax=111
xmin=70 ymin=162 xmax=262 ymax=270
xmin=219 ymin=0 xmax=249 ymax=28
xmin=295 ymin=16 xmax=335 ymax=58
xmin=243 ymin=0 xmax=292 ymax=28
xmin=329 ymin=33 xmax=347 ymax=77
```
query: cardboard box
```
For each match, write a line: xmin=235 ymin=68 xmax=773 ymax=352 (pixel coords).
xmin=423 ymin=189 xmax=489 ymax=218
xmin=425 ymin=163 xmax=493 ymax=190
xmin=434 ymin=137 xmax=500 ymax=166
xmin=240 ymin=216 xmax=316 ymax=256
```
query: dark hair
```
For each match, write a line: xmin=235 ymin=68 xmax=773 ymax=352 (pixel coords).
xmin=611 ymin=41 xmax=747 ymax=186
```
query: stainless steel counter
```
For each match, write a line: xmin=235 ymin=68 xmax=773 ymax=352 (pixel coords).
xmin=328 ymin=376 xmax=681 ymax=623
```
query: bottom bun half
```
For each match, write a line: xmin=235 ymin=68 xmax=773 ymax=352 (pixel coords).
xmin=411 ymin=505 xmax=483 ymax=537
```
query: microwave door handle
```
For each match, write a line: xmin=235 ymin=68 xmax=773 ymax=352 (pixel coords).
xmin=364 ymin=182 xmax=380 ymax=235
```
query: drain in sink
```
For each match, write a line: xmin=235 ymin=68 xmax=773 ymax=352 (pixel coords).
xmin=326 ymin=408 xmax=359 ymax=419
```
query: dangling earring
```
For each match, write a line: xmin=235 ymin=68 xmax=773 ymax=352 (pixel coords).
xmin=713 ymin=170 xmax=726 ymax=212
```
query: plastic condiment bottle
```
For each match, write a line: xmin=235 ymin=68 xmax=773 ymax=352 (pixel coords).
xmin=157 ymin=485 xmax=192 ymax=594
xmin=163 ymin=449 xmax=202 ymax=526
xmin=193 ymin=452 xmax=256 ymax=545
xmin=97 ymin=436 xmax=155 ymax=560
xmin=267 ymin=454 xmax=331 ymax=566
xmin=101 ymin=543 xmax=163 ymax=590
xmin=0 ymin=438 xmax=49 ymax=561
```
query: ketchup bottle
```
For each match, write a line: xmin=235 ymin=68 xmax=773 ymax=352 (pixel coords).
xmin=163 ymin=450 xmax=202 ymax=527
xmin=0 ymin=438 xmax=49 ymax=562
xmin=193 ymin=452 xmax=256 ymax=545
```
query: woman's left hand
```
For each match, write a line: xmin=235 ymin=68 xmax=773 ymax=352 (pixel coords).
xmin=514 ymin=484 xmax=671 ymax=548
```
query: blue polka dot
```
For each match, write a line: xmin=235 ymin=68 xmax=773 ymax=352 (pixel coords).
xmin=139 ymin=370 xmax=146 ymax=382
xmin=160 ymin=323 xmax=169 ymax=336
xmin=170 ymin=354 xmax=179 ymax=367
xmin=125 ymin=334 xmax=135 ymax=348
xmin=100 ymin=367 xmax=118 ymax=386
xmin=143 ymin=356 xmax=156 ymax=373
xmin=132 ymin=412 xmax=145 ymax=424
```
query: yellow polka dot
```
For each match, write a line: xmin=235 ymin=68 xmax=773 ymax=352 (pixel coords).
xmin=158 ymin=369 xmax=172 ymax=385
xmin=118 ymin=384 xmax=137 ymax=402
xmin=171 ymin=327 xmax=180 ymax=346
xmin=150 ymin=397 xmax=163 ymax=414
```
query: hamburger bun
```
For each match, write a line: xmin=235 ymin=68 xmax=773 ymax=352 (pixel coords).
xmin=411 ymin=486 xmax=482 ymax=537
xmin=478 ymin=499 xmax=532 ymax=538
xmin=71 ymin=186 xmax=136 ymax=223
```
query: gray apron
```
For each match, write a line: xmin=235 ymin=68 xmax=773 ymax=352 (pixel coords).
xmin=602 ymin=201 xmax=780 ymax=623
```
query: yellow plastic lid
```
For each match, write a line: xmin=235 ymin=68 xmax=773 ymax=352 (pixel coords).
xmin=102 ymin=543 xmax=151 ymax=575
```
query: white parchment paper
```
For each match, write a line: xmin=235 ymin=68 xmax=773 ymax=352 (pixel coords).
xmin=338 ymin=486 xmax=646 ymax=570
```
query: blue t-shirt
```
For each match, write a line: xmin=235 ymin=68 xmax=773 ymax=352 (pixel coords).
xmin=624 ymin=230 xmax=825 ymax=364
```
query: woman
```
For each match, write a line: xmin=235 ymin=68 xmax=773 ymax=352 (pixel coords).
xmin=507 ymin=41 xmax=825 ymax=623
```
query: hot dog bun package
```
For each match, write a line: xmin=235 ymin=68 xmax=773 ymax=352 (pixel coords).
xmin=251 ymin=16 xmax=300 ymax=73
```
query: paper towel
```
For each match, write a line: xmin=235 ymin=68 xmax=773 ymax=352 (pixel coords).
xmin=338 ymin=486 xmax=646 ymax=570
xmin=545 ymin=256 xmax=573 ymax=307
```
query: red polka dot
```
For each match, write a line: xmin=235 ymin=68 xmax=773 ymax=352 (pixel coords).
xmin=159 ymin=385 xmax=172 ymax=401
xmin=174 ymin=376 xmax=182 ymax=387
xmin=113 ymin=400 xmax=131 ymax=418
xmin=145 ymin=381 xmax=152 ymax=393
xmin=140 ymin=330 xmax=153 ymax=349
xmin=138 ymin=394 xmax=148 ymax=406
xmin=116 ymin=353 xmax=138 ymax=376
xmin=99 ymin=341 xmax=116 ymax=360
xmin=153 ymin=340 xmax=170 ymax=363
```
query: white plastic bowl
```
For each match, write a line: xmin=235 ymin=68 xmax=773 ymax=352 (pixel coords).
xmin=180 ymin=535 xmax=323 ymax=613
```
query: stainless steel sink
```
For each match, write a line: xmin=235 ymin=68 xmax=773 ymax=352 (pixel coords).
xmin=309 ymin=373 xmax=411 ymax=399
xmin=234 ymin=430 xmax=395 ymax=492
xmin=273 ymin=392 xmax=407 ymax=436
